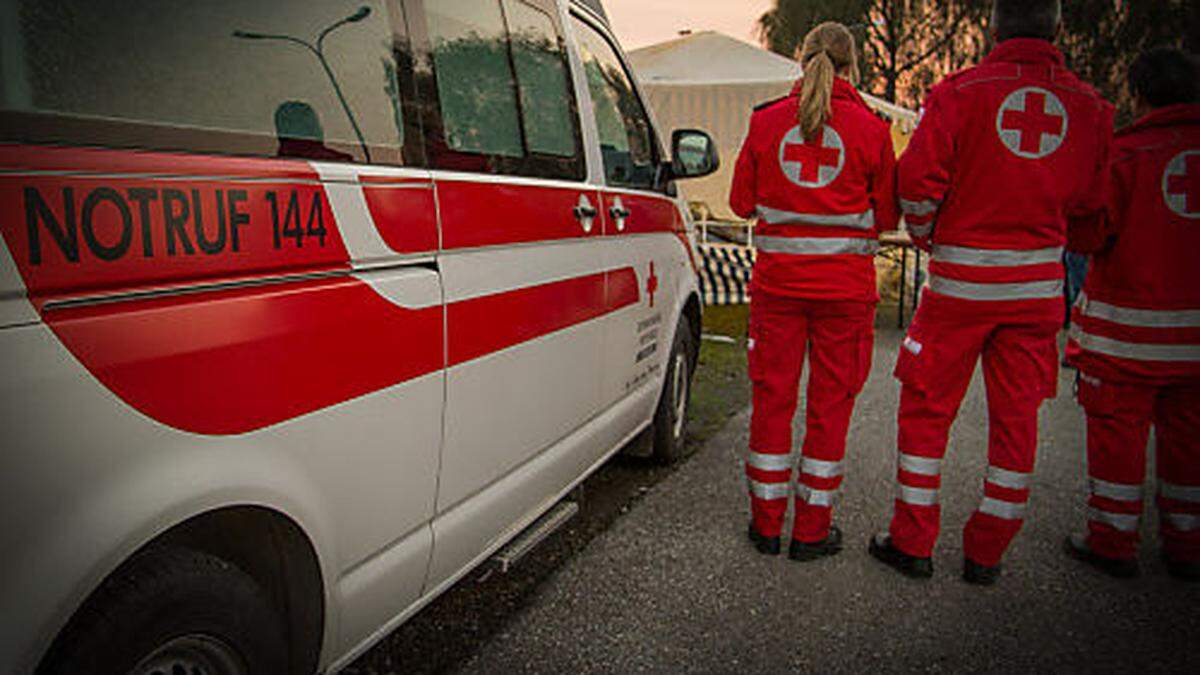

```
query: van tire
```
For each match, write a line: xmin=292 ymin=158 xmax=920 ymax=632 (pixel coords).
xmin=39 ymin=546 xmax=288 ymax=675
xmin=652 ymin=315 xmax=696 ymax=463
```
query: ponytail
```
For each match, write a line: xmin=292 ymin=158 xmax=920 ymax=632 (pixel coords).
xmin=798 ymin=50 xmax=836 ymax=141
xmin=795 ymin=22 xmax=859 ymax=142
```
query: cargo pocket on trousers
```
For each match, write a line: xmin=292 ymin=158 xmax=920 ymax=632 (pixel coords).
xmin=893 ymin=327 xmax=929 ymax=392
xmin=850 ymin=320 xmax=875 ymax=395
xmin=747 ymin=312 xmax=766 ymax=384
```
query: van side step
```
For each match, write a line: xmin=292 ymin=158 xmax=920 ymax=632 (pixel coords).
xmin=490 ymin=500 xmax=579 ymax=574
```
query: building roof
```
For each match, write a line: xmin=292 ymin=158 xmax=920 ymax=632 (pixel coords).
xmin=628 ymin=31 xmax=801 ymax=86
xmin=628 ymin=30 xmax=915 ymax=124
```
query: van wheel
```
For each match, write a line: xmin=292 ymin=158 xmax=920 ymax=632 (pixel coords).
xmin=39 ymin=546 xmax=287 ymax=675
xmin=652 ymin=315 xmax=696 ymax=463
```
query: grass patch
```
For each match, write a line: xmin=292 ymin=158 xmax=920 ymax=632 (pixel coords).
xmin=685 ymin=304 xmax=751 ymax=447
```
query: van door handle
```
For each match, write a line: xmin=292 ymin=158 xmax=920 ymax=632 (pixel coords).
xmin=574 ymin=194 xmax=597 ymax=233
xmin=609 ymin=196 xmax=630 ymax=232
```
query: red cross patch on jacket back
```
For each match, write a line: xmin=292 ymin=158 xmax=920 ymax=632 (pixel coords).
xmin=731 ymin=77 xmax=899 ymax=302
xmin=898 ymin=38 xmax=1114 ymax=323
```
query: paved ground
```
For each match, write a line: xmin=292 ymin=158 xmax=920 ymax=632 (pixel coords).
xmin=450 ymin=326 xmax=1200 ymax=674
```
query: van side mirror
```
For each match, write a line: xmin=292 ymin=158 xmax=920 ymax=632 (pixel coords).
xmin=670 ymin=129 xmax=719 ymax=180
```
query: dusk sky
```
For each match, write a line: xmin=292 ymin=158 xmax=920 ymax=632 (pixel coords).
xmin=604 ymin=0 xmax=776 ymax=50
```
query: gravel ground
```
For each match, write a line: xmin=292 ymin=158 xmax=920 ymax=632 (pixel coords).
xmin=446 ymin=327 xmax=1200 ymax=674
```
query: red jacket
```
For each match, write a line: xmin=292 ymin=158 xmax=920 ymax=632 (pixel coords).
xmin=1066 ymin=103 xmax=1200 ymax=384
xmin=898 ymin=39 xmax=1114 ymax=323
xmin=731 ymin=77 xmax=898 ymax=302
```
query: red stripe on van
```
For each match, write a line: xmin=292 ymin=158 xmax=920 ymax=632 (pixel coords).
xmin=438 ymin=180 xmax=599 ymax=250
xmin=447 ymin=267 xmax=638 ymax=366
xmin=42 ymin=267 xmax=637 ymax=435
xmin=45 ymin=276 xmax=444 ymax=435
xmin=362 ymin=183 xmax=439 ymax=254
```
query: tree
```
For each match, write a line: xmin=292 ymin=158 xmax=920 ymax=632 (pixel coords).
xmin=757 ymin=0 xmax=989 ymax=108
xmin=1058 ymin=0 xmax=1193 ymax=122
xmin=757 ymin=0 xmax=868 ymax=60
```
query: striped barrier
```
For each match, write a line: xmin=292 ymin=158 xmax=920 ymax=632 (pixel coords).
xmin=699 ymin=243 xmax=755 ymax=305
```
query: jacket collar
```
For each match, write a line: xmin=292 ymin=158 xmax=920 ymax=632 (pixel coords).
xmin=1121 ymin=103 xmax=1200 ymax=136
xmin=984 ymin=38 xmax=1066 ymax=68
xmin=789 ymin=76 xmax=869 ymax=110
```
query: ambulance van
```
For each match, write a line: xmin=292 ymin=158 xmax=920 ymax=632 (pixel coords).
xmin=0 ymin=0 xmax=717 ymax=671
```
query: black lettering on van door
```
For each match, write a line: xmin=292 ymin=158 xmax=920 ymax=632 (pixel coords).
xmin=24 ymin=187 xmax=79 ymax=265
xmin=267 ymin=190 xmax=324 ymax=249
xmin=227 ymin=189 xmax=249 ymax=252
xmin=194 ymin=189 xmax=226 ymax=255
xmin=161 ymin=189 xmax=196 ymax=256
xmin=306 ymin=192 xmax=327 ymax=246
xmin=127 ymin=188 xmax=159 ymax=258
xmin=81 ymin=188 xmax=133 ymax=262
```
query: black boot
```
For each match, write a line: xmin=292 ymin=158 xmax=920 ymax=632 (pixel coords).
xmin=1163 ymin=553 xmax=1200 ymax=583
xmin=1063 ymin=533 xmax=1139 ymax=579
xmin=748 ymin=523 xmax=780 ymax=555
xmin=789 ymin=525 xmax=844 ymax=562
xmin=963 ymin=558 xmax=1002 ymax=585
xmin=868 ymin=533 xmax=933 ymax=579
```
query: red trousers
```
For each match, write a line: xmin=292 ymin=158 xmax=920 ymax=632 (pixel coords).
xmin=746 ymin=292 xmax=874 ymax=542
xmin=889 ymin=304 xmax=1059 ymax=567
xmin=1077 ymin=374 xmax=1200 ymax=563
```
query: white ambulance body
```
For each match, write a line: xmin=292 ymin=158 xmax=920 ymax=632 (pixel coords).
xmin=0 ymin=0 xmax=716 ymax=671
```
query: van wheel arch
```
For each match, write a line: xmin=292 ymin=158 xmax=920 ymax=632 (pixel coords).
xmin=39 ymin=506 xmax=324 ymax=675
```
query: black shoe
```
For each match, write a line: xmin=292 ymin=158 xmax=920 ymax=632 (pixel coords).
xmin=963 ymin=558 xmax=1002 ymax=586
xmin=789 ymin=525 xmax=844 ymax=562
xmin=1064 ymin=534 xmax=1139 ymax=579
xmin=868 ymin=533 xmax=933 ymax=579
xmin=1163 ymin=553 xmax=1200 ymax=583
xmin=748 ymin=523 xmax=780 ymax=555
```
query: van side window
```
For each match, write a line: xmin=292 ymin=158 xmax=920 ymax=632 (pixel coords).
xmin=570 ymin=17 xmax=659 ymax=191
xmin=0 ymin=0 xmax=413 ymax=166
xmin=416 ymin=0 xmax=584 ymax=180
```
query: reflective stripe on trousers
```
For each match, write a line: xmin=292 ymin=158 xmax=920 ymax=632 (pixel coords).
xmin=1089 ymin=506 xmax=1140 ymax=532
xmin=979 ymin=497 xmax=1026 ymax=520
xmin=756 ymin=236 xmax=879 ymax=257
xmin=897 ymin=484 xmax=939 ymax=506
xmin=928 ymin=275 xmax=1063 ymax=301
xmin=755 ymin=205 xmax=875 ymax=230
xmin=800 ymin=457 xmax=844 ymax=478
xmin=796 ymin=483 xmax=837 ymax=507
xmin=899 ymin=453 xmax=941 ymax=476
xmin=748 ymin=478 xmax=789 ymax=501
xmin=1091 ymin=478 xmax=1142 ymax=502
xmin=1165 ymin=513 xmax=1200 ymax=532
xmin=746 ymin=452 xmax=794 ymax=472
xmin=1073 ymin=330 xmax=1200 ymax=363
xmin=1161 ymin=481 xmax=1200 ymax=503
xmin=987 ymin=466 xmax=1031 ymax=490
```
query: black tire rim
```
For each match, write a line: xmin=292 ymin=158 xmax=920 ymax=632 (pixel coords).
xmin=131 ymin=634 xmax=247 ymax=675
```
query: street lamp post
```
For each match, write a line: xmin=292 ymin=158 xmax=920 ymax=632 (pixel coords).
xmin=234 ymin=6 xmax=373 ymax=162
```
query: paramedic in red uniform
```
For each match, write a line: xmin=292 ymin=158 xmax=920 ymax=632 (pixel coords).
xmin=868 ymin=0 xmax=1114 ymax=584
xmin=731 ymin=22 xmax=898 ymax=561
xmin=1064 ymin=47 xmax=1200 ymax=582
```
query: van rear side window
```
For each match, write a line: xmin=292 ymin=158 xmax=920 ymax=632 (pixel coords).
xmin=417 ymin=0 xmax=584 ymax=181
xmin=0 ymin=0 xmax=410 ymax=165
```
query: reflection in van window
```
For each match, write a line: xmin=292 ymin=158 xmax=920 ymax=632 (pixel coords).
xmin=571 ymin=17 xmax=657 ymax=189
xmin=1 ymin=0 xmax=403 ymax=163
xmin=427 ymin=0 xmax=524 ymax=158
xmin=504 ymin=0 xmax=576 ymax=158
